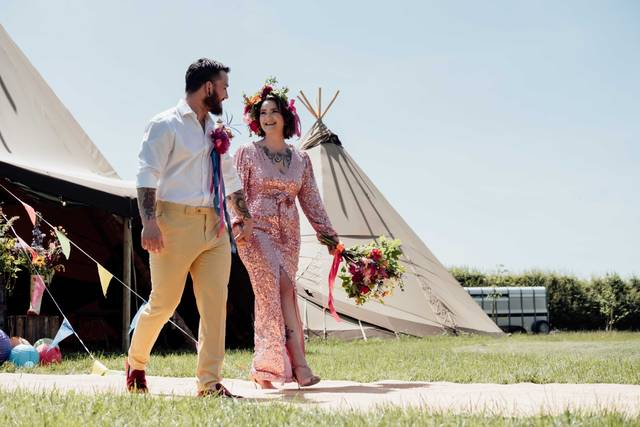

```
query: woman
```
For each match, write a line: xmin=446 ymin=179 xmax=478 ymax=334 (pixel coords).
xmin=233 ymin=80 xmax=339 ymax=389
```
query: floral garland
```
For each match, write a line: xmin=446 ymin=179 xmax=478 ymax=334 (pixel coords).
xmin=242 ymin=77 xmax=301 ymax=137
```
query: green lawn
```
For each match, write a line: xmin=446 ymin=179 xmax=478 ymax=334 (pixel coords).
xmin=0 ymin=389 xmax=637 ymax=427
xmin=2 ymin=332 xmax=640 ymax=426
xmin=2 ymin=332 xmax=639 ymax=384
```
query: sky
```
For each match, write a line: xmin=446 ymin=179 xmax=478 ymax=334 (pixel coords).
xmin=2 ymin=1 xmax=639 ymax=278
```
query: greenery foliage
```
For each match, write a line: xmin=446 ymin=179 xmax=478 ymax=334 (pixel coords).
xmin=450 ymin=267 xmax=640 ymax=331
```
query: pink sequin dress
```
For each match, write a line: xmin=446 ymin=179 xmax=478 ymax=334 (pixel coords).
xmin=233 ymin=141 xmax=337 ymax=383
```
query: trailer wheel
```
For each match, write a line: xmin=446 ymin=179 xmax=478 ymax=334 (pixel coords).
xmin=532 ymin=320 xmax=550 ymax=334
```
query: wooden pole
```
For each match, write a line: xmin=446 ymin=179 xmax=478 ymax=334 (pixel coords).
xmin=297 ymin=93 xmax=318 ymax=118
xmin=122 ymin=217 xmax=132 ymax=352
xmin=319 ymin=90 xmax=340 ymax=121
xmin=318 ymin=87 xmax=322 ymax=117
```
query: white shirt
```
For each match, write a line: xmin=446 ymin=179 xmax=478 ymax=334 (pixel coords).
xmin=136 ymin=99 xmax=242 ymax=206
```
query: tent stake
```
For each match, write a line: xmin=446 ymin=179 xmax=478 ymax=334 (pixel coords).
xmin=358 ymin=319 xmax=368 ymax=341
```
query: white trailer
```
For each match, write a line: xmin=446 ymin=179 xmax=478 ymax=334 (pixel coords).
xmin=464 ymin=287 xmax=550 ymax=334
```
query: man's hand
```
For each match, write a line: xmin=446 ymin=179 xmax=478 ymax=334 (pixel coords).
xmin=141 ymin=219 xmax=164 ymax=253
xmin=233 ymin=217 xmax=253 ymax=247
xmin=137 ymin=187 xmax=164 ymax=253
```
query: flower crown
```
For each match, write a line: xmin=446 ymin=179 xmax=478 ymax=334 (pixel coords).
xmin=242 ymin=77 xmax=301 ymax=137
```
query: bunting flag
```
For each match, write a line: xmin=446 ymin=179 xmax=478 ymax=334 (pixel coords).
xmin=51 ymin=318 xmax=74 ymax=348
xmin=128 ymin=303 xmax=148 ymax=335
xmin=90 ymin=360 xmax=109 ymax=376
xmin=97 ymin=263 xmax=113 ymax=297
xmin=20 ymin=201 xmax=36 ymax=225
xmin=55 ymin=229 xmax=71 ymax=259
xmin=17 ymin=236 xmax=37 ymax=261
xmin=30 ymin=274 xmax=46 ymax=312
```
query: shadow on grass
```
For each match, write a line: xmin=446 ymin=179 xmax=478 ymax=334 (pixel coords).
xmin=277 ymin=381 xmax=431 ymax=403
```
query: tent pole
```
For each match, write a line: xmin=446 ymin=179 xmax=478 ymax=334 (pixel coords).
xmin=122 ymin=217 xmax=132 ymax=352
xmin=319 ymin=90 xmax=340 ymax=121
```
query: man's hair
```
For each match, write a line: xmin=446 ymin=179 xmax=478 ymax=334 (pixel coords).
xmin=185 ymin=58 xmax=230 ymax=94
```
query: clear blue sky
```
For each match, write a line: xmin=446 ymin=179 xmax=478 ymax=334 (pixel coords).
xmin=2 ymin=1 xmax=639 ymax=277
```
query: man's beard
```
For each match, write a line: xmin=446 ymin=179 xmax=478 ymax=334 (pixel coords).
xmin=204 ymin=93 xmax=223 ymax=116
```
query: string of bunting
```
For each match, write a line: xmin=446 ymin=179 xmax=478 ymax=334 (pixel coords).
xmin=1 ymin=211 xmax=94 ymax=359
xmin=0 ymin=183 xmax=199 ymax=349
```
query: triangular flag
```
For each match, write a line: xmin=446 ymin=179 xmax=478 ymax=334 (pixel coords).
xmin=55 ymin=229 xmax=71 ymax=259
xmin=20 ymin=202 xmax=36 ymax=225
xmin=128 ymin=303 xmax=148 ymax=335
xmin=97 ymin=263 xmax=113 ymax=297
xmin=90 ymin=360 xmax=109 ymax=376
xmin=30 ymin=274 xmax=45 ymax=308
xmin=17 ymin=236 xmax=37 ymax=261
xmin=51 ymin=318 xmax=74 ymax=348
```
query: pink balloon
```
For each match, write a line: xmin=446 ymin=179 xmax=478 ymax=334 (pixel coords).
xmin=36 ymin=343 xmax=62 ymax=365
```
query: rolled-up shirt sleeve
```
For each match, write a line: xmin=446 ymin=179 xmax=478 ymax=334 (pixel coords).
xmin=136 ymin=119 xmax=172 ymax=189
xmin=221 ymin=151 xmax=243 ymax=195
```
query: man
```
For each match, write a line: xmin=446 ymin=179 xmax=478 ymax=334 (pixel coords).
xmin=127 ymin=58 xmax=252 ymax=397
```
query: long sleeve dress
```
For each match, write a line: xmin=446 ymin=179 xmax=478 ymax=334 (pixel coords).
xmin=233 ymin=141 xmax=337 ymax=383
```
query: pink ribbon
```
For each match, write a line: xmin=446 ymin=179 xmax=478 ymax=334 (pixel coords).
xmin=288 ymin=99 xmax=301 ymax=138
xmin=326 ymin=244 xmax=344 ymax=322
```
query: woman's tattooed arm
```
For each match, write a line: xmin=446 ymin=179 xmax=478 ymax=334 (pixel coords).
xmin=227 ymin=189 xmax=251 ymax=219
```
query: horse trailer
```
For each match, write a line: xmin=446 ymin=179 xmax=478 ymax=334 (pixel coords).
xmin=464 ymin=287 xmax=550 ymax=334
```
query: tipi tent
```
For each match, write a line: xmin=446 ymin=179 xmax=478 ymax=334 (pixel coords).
xmin=0 ymin=24 xmax=136 ymax=216
xmin=294 ymin=90 xmax=503 ymax=337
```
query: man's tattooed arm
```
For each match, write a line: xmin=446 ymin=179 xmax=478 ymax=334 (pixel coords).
xmin=137 ymin=187 xmax=157 ymax=222
xmin=227 ymin=190 xmax=251 ymax=220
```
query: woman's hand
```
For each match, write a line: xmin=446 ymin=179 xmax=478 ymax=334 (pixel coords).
xmin=319 ymin=233 xmax=340 ymax=255
xmin=233 ymin=218 xmax=254 ymax=247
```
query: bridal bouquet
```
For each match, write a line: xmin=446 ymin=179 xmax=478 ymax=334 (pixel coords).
xmin=323 ymin=236 xmax=405 ymax=314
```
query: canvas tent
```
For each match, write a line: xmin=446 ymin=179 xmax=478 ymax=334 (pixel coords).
xmin=0 ymin=23 xmax=140 ymax=345
xmin=294 ymin=91 xmax=503 ymax=338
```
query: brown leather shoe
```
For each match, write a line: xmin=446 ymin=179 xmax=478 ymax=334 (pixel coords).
xmin=198 ymin=383 xmax=242 ymax=398
xmin=125 ymin=360 xmax=148 ymax=393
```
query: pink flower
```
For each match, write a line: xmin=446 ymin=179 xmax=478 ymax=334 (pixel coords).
xmin=370 ymin=248 xmax=382 ymax=261
xmin=249 ymin=120 xmax=260 ymax=134
xmin=359 ymin=286 xmax=370 ymax=295
xmin=210 ymin=128 xmax=231 ymax=155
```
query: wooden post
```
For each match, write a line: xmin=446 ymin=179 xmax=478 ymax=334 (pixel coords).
xmin=122 ymin=217 xmax=132 ymax=352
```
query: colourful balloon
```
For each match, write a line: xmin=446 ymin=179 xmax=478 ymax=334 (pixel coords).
xmin=0 ymin=329 xmax=11 ymax=364
xmin=36 ymin=343 xmax=62 ymax=365
xmin=10 ymin=336 xmax=30 ymax=348
xmin=33 ymin=338 xmax=53 ymax=349
xmin=9 ymin=344 xmax=40 ymax=368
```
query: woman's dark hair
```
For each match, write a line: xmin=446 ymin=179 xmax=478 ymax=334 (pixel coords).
xmin=185 ymin=58 xmax=230 ymax=94
xmin=252 ymin=95 xmax=297 ymax=139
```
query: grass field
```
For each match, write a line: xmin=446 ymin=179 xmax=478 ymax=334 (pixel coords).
xmin=0 ymin=389 xmax=637 ymax=427
xmin=2 ymin=332 xmax=640 ymax=426
xmin=2 ymin=332 xmax=639 ymax=384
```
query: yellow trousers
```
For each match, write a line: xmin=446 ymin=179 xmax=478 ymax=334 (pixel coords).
xmin=128 ymin=201 xmax=231 ymax=391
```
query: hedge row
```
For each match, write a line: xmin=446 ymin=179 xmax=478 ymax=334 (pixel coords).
xmin=449 ymin=267 xmax=640 ymax=331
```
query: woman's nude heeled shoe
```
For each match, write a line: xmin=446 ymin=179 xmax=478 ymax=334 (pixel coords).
xmin=250 ymin=374 xmax=276 ymax=390
xmin=293 ymin=365 xmax=320 ymax=388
